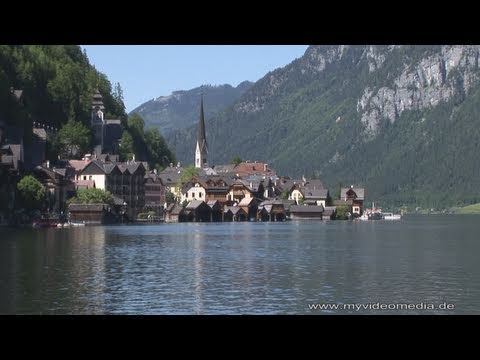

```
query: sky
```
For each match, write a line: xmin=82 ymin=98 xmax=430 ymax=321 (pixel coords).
xmin=81 ymin=45 xmax=309 ymax=113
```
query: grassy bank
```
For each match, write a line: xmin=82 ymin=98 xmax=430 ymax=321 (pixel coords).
xmin=451 ymin=203 xmax=480 ymax=214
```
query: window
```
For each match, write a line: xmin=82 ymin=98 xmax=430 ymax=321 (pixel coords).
xmin=89 ymin=176 xmax=92 ymax=180
xmin=199 ymin=193 xmax=202 ymax=198
xmin=83 ymin=176 xmax=87 ymax=180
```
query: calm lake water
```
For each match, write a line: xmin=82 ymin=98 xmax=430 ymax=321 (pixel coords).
xmin=1 ymin=215 xmax=479 ymax=314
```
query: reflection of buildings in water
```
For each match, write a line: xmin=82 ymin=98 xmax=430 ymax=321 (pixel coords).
xmin=69 ymin=226 xmax=107 ymax=314
xmin=192 ymin=229 xmax=204 ymax=314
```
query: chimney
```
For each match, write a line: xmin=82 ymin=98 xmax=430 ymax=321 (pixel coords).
xmin=169 ymin=163 xmax=173 ymax=168
xmin=46 ymin=160 xmax=50 ymax=168
xmin=264 ymin=164 xmax=268 ymax=172
xmin=132 ymin=154 xmax=135 ymax=162
xmin=153 ymin=169 xmax=157 ymax=175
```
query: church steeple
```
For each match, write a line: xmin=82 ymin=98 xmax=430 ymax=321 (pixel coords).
xmin=195 ymin=94 xmax=208 ymax=168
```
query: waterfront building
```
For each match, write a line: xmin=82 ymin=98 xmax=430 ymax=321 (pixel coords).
xmin=339 ymin=186 xmax=365 ymax=215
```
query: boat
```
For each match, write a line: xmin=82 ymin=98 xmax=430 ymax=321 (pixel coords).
xmin=358 ymin=213 xmax=369 ymax=221
xmin=382 ymin=212 xmax=401 ymax=220
xmin=368 ymin=212 xmax=383 ymax=220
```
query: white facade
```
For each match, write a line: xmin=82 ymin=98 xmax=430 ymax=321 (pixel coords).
xmin=181 ymin=183 xmax=206 ymax=203
xmin=289 ymin=189 xmax=303 ymax=204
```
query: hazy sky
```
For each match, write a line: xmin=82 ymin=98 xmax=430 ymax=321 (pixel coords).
xmin=81 ymin=45 xmax=308 ymax=112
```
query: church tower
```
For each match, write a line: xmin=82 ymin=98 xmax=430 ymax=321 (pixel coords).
xmin=91 ymin=86 xmax=105 ymax=153
xmin=195 ymin=95 xmax=208 ymax=168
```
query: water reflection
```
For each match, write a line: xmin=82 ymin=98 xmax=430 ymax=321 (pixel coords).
xmin=1 ymin=215 xmax=480 ymax=314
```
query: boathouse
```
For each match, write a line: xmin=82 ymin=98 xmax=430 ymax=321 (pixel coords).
xmin=185 ymin=200 xmax=211 ymax=222
xmin=289 ymin=205 xmax=324 ymax=220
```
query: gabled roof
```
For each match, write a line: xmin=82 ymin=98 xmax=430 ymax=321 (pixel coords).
xmin=238 ymin=197 xmax=255 ymax=207
xmin=233 ymin=161 xmax=275 ymax=176
xmin=224 ymin=206 xmax=246 ymax=215
xmin=169 ymin=204 xmax=185 ymax=215
xmin=186 ymin=200 xmax=207 ymax=210
xmin=68 ymin=160 xmax=91 ymax=173
xmin=80 ymin=159 xmax=106 ymax=175
xmin=303 ymin=189 xmax=329 ymax=199
xmin=340 ymin=187 xmax=365 ymax=200
xmin=290 ymin=205 xmax=324 ymax=213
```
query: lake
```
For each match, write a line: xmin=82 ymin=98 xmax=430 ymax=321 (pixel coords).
xmin=1 ymin=215 xmax=479 ymax=314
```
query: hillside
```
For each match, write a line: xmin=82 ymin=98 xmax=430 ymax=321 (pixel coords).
xmin=130 ymin=81 xmax=253 ymax=135
xmin=167 ymin=45 xmax=480 ymax=208
xmin=0 ymin=45 xmax=175 ymax=169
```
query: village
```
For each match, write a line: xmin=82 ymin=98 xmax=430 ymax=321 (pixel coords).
xmin=0 ymin=88 xmax=365 ymax=226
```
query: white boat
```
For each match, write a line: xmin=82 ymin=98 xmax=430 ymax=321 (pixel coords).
xmin=358 ymin=214 xmax=369 ymax=221
xmin=382 ymin=212 xmax=401 ymax=220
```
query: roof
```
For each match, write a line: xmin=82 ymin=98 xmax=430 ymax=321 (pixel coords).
xmin=304 ymin=179 xmax=324 ymax=189
xmin=238 ymin=197 xmax=254 ymax=207
xmin=197 ymin=95 xmax=208 ymax=152
xmin=214 ymin=164 xmax=236 ymax=173
xmin=69 ymin=204 xmax=105 ymax=211
xmin=103 ymin=163 xmax=117 ymax=174
xmin=68 ymin=160 xmax=90 ymax=173
xmin=224 ymin=206 xmax=246 ymax=215
xmin=290 ymin=205 xmax=324 ymax=213
xmin=53 ymin=167 xmax=67 ymax=177
xmin=170 ymin=205 xmax=185 ymax=215
xmin=186 ymin=200 xmax=207 ymax=210
xmin=334 ymin=199 xmax=354 ymax=206
xmin=340 ymin=187 xmax=365 ymax=200
xmin=304 ymin=189 xmax=329 ymax=199
xmin=233 ymin=161 xmax=275 ymax=176
xmin=33 ymin=127 xmax=47 ymax=140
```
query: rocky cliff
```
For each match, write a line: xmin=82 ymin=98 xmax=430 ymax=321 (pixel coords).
xmin=167 ymin=46 xmax=480 ymax=208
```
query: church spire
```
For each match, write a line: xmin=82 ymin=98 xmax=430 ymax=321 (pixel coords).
xmin=195 ymin=93 xmax=208 ymax=168
xmin=197 ymin=93 xmax=207 ymax=149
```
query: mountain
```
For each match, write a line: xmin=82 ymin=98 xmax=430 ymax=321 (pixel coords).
xmin=168 ymin=45 xmax=480 ymax=209
xmin=130 ymin=81 xmax=253 ymax=135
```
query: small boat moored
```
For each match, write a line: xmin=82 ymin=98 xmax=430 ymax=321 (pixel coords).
xmin=382 ymin=212 xmax=401 ymax=220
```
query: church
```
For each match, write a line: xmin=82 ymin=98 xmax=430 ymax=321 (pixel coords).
xmin=195 ymin=94 xmax=208 ymax=169
xmin=91 ymin=87 xmax=122 ymax=157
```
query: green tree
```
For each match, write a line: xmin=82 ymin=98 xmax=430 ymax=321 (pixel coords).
xmin=280 ymin=189 xmax=290 ymax=200
xmin=335 ymin=205 xmax=350 ymax=220
xmin=119 ymin=130 xmax=135 ymax=161
xmin=165 ymin=190 xmax=176 ymax=205
xmin=175 ymin=165 xmax=199 ymax=196
xmin=128 ymin=113 xmax=145 ymax=141
xmin=56 ymin=119 xmax=91 ymax=158
xmin=113 ymin=82 xmax=125 ymax=113
xmin=180 ymin=165 xmax=199 ymax=184
xmin=17 ymin=175 xmax=45 ymax=209
xmin=231 ymin=156 xmax=242 ymax=166
xmin=70 ymin=188 xmax=113 ymax=205
xmin=145 ymin=127 xmax=175 ymax=169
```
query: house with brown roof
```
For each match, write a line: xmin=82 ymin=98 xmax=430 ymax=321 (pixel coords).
xmin=232 ymin=160 xmax=276 ymax=177
xmin=339 ymin=186 xmax=365 ymax=215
